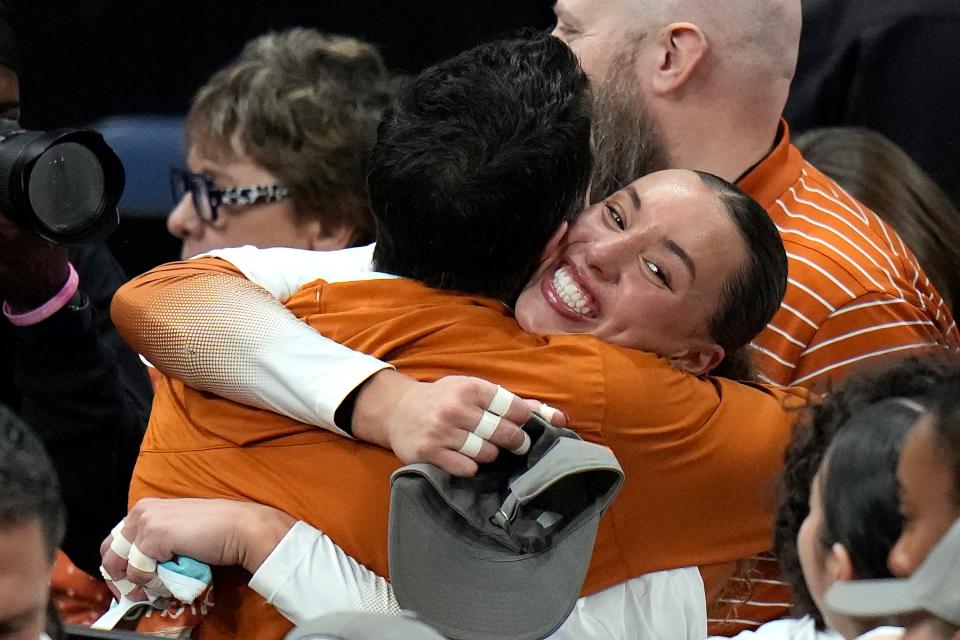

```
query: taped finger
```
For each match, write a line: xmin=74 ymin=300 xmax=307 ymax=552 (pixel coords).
xmin=127 ymin=543 xmax=158 ymax=573
xmin=486 ymin=385 xmax=516 ymax=416
xmin=536 ymin=403 xmax=559 ymax=424
xmin=509 ymin=431 xmax=531 ymax=456
xmin=114 ymin=578 xmax=138 ymax=596
xmin=457 ymin=432 xmax=484 ymax=459
xmin=109 ymin=521 xmax=131 ymax=559
xmin=473 ymin=411 xmax=500 ymax=440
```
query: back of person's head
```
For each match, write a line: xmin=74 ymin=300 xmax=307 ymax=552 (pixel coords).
xmin=369 ymin=32 xmax=592 ymax=303
xmin=794 ymin=127 xmax=960 ymax=315
xmin=185 ymin=28 xmax=395 ymax=246
xmin=554 ymin=0 xmax=801 ymax=196
xmin=0 ymin=405 xmax=64 ymax=559
xmin=776 ymin=356 xmax=960 ymax=626
xmin=642 ymin=0 xmax=800 ymax=81
xmin=694 ymin=171 xmax=786 ymax=379
xmin=819 ymin=412 xmax=911 ymax=581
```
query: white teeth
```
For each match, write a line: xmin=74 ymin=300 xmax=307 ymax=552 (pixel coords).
xmin=552 ymin=267 xmax=592 ymax=316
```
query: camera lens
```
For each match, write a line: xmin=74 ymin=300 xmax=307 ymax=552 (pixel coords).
xmin=28 ymin=141 xmax=106 ymax=235
xmin=0 ymin=121 xmax=124 ymax=245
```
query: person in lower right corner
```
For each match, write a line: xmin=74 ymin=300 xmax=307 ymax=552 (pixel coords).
xmin=825 ymin=368 xmax=960 ymax=640
xmin=715 ymin=355 xmax=960 ymax=639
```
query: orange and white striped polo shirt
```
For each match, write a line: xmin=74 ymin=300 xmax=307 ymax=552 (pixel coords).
xmin=707 ymin=122 xmax=960 ymax=636
xmin=741 ymin=121 xmax=959 ymax=390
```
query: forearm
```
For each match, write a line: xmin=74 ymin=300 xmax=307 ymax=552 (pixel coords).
xmin=12 ymin=245 xmax=152 ymax=573
xmin=249 ymin=521 xmax=400 ymax=625
xmin=111 ymin=256 xmax=391 ymax=434
xmin=251 ymin=522 xmax=706 ymax=639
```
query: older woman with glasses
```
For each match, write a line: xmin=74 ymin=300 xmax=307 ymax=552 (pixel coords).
xmin=166 ymin=27 xmax=395 ymax=259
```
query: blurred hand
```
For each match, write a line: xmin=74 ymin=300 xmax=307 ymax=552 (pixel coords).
xmin=0 ymin=210 xmax=69 ymax=309
xmin=99 ymin=498 xmax=296 ymax=601
xmin=353 ymin=370 xmax=568 ymax=477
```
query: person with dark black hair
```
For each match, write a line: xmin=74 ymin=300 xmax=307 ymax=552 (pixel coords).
xmin=369 ymin=32 xmax=591 ymax=303
xmin=0 ymin=403 xmax=65 ymax=640
xmin=763 ymin=356 xmax=960 ymax=639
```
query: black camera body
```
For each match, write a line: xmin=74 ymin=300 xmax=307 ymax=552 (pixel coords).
xmin=0 ymin=119 xmax=124 ymax=245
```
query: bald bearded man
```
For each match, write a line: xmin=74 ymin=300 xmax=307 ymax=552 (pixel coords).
xmin=552 ymin=0 xmax=956 ymax=385
xmin=550 ymin=0 xmax=959 ymax=631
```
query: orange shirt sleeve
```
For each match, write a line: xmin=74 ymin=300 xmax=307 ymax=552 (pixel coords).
xmin=111 ymin=256 xmax=252 ymax=360
xmin=111 ymin=259 xmax=391 ymax=432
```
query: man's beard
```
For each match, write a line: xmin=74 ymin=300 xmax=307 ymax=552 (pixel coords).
xmin=589 ymin=49 xmax=671 ymax=203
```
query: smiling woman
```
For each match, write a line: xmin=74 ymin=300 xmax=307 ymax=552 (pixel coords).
xmin=514 ymin=169 xmax=787 ymax=377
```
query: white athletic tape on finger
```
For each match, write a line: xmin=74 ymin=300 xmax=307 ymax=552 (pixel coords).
xmin=487 ymin=385 xmax=515 ymax=416
xmin=109 ymin=521 xmax=131 ymax=559
xmin=127 ymin=543 xmax=158 ymax=573
xmin=473 ymin=411 xmax=500 ymax=440
xmin=536 ymin=403 xmax=559 ymax=424
xmin=114 ymin=578 xmax=138 ymax=596
xmin=509 ymin=431 xmax=531 ymax=456
xmin=457 ymin=432 xmax=485 ymax=458
xmin=99 ymin=565 xmax=113 ymax=582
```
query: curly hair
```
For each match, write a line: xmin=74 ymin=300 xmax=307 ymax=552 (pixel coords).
xmin=775 ymin=355 xmax=960 ymax=625
xmin=185 ymin=28 xmax=396 ymax=246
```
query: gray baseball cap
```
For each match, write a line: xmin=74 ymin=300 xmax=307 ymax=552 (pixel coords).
xmin=388 ymin=415 xmax=624 ymax=640
xmin=285 ymin=611 xmax=445 ymax=640
xmin=826 ymin=516 xmax=960 ymax=626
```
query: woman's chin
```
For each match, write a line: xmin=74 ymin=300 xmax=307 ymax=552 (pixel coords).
xmin=514 ymin=291 xmax=548 ymax=334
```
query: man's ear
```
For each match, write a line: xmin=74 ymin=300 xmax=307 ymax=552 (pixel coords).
xmin=306 ymin=221 xmax=355 ymax=251
xmin=539 ymin=221 xmax=570 ymax=262
xmin=827 ymin=543 xmax=855 ymax=582
xmin=651 ymin=22 xmax=708 ymax=96
xmin=666 ymin=341 xmax=723 ymax=377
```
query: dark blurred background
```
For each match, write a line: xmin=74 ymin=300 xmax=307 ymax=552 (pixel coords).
xmin=11 ymin=0 xmax=554 ymax=275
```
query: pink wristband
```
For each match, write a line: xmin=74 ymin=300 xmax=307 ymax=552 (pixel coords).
xmin=3 ymin=262 xmax=80 ymax=327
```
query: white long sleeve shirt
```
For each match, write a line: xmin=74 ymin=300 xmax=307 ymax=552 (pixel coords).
xmin=250 ymin=521 xmax=707 ymax=639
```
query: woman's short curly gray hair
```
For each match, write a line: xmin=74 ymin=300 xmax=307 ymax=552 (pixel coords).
xmin=185 ymin=28 xmax=396 ymax=246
